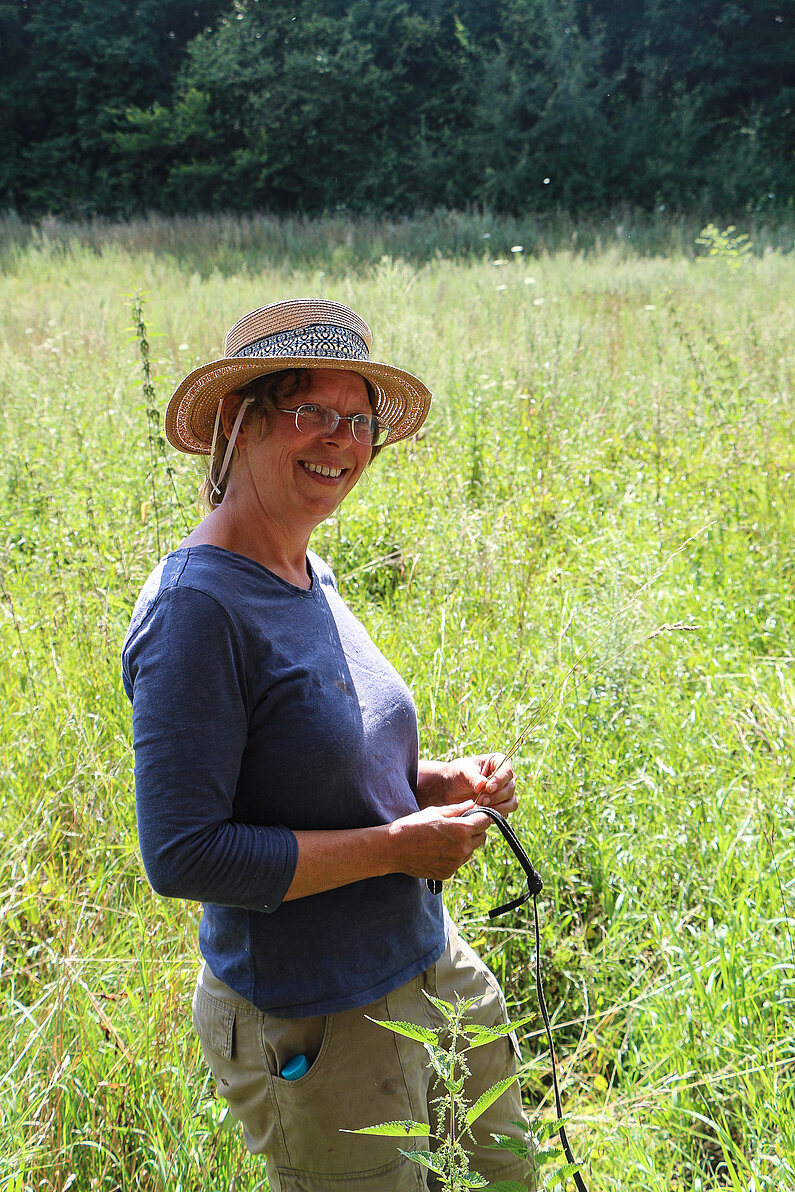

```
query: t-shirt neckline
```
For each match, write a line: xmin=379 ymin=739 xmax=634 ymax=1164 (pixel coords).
xmin=172 ymin=543 xmax=318 ymax=596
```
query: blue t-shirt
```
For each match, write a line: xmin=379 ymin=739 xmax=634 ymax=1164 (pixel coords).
xmin=122 ymin=545 xmax=447 ymax=1016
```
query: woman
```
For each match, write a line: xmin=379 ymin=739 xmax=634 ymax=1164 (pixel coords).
xmin=122 ymin=299 xmax=536 ymax=1191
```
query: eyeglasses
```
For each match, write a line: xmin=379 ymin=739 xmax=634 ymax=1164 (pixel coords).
xmin=277 ymin=403 xmax=388 ymax=446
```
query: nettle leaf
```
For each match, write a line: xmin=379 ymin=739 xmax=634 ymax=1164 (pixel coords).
xmin=397 ymin=1148 xmax=445 ymax=1174
xmin=533 ymin=1117 xmax=567 ymax=1142
xmin=461 ymin=1171 xmax=489 ymax=1188
xmin=421 ymin=991 xmax=455 ymax=1021
xmin=488 ymin=1133 xmax=534 ymax=1159
xmin=344 ymin=1119 xmax=429 ymax=1137
xmin=546 ymin=1162 xmax=582 ymax=1189
xmin=465 ymin=1074 xmax=519 ymax=1126
xmin=463 ymin=1016 xmax=534 ymax=1048
xmin=535 ymin=1147 xmax=564 ymax=1166
xmin=366 ymin=1016 xmax=438 ymax=1045
xmin=425 ymin=1045 xmax=455 ymax=1082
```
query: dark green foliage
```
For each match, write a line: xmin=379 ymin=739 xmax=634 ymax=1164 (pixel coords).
xmin=2 ymin=0 xmax=793 ymax=217
xmin=0 ymin=0 xmax=228 ymax=212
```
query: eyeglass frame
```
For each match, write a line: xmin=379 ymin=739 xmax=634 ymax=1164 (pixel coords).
xmin=277 ymin=403 xmax=388 ymax=447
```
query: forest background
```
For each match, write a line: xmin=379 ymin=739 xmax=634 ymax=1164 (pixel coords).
xmin=1 ymin=0 xmax=794 ymax=220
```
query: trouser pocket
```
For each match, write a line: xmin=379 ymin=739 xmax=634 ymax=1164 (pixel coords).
xmin=192 ymin=982 xmax=279 ymax=1156
xmin=192 ymin=972 xmax=429 ymax=1188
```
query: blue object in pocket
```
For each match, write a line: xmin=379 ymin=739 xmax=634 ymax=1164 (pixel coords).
xmin=280 ymin=1053 xmax=310 ymax=1080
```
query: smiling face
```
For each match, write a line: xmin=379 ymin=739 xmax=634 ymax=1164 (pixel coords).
xmin=224 ymin=368 xmax=374 ymax=544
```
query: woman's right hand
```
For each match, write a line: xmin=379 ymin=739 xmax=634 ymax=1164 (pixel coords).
xmin=386 ymin=801 xmax=491 ymax=881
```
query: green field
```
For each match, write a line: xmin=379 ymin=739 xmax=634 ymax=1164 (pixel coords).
xmin=1 ymin=214 xmax=793 ymax=1190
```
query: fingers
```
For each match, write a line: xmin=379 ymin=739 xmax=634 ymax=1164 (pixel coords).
xmin=389 ymin=803 xmax=492 ymax=881
xmin=437 ymin=799 xmax=477 ymax=817
xmin=416 ymin=753 xmax=519 ymax=816
xmin=474 ymin=753 xmax=516 ymax=809
xmin=480 ymin=751 xmax=512 ymax=784
xmin=437 ymin=801 xmax=491 ymax=838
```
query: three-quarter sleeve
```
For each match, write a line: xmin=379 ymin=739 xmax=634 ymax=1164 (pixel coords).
xmin=123 ymin=585 xmax=298 ymax=911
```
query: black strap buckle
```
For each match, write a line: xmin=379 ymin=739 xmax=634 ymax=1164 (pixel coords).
xmin=426 ymin=805 xmax=543 ymax=916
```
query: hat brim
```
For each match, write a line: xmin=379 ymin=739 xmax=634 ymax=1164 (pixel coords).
xmin=165 ymin=355 xmax=432 ymax=453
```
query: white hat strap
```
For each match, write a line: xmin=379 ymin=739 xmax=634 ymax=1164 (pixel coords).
xmin=209 ymin=396 xmax=254 ymax=502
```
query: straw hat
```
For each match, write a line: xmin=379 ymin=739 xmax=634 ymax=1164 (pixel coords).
xmin=165 ymin=298 xmax=432 ymax=453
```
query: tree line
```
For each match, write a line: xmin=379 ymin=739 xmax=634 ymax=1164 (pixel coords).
xmin=1 ymin=0 xmax=792 ymax=218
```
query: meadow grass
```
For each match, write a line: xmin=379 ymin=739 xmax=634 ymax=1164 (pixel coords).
xmin=0 ymin=215 xmax=793 ymax=1190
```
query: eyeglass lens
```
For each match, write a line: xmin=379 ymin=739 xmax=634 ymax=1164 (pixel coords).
xmin=282 ymin=404 xmax=387 ymax=446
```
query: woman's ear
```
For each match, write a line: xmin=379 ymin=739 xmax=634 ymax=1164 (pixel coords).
xmin=220 ymin=392 xmax=246 ymax=441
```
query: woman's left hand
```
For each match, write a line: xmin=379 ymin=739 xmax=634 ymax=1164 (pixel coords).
xmin=416 ymin=754 xmax=517 ymax=818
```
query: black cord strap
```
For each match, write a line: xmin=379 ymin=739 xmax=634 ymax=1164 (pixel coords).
xmin=530 ymin=888 xmax=588 ymax=1192
xmin=427 ymin=806 xmax=588 ymax=1192
xmin=462 ymin=805 xmax=544 ymax=917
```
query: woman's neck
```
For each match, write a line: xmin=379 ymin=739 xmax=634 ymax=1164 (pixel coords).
xmin=181 ymin=503 xmax=313 ymax=589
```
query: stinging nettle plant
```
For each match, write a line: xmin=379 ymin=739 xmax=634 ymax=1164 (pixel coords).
xmin=131 ymin=292 xmax=163 ymax=557
xmin=130 ymin=293 xmax=191 ymax=554
xmin=346 ymin=992 xmax=579 ymax=1190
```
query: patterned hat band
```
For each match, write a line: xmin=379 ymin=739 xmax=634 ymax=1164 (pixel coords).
xmin=232 ymin=324 xmax=369 ymax=362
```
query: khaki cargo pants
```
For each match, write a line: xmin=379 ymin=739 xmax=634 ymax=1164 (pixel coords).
xmin=193 ymin=922 xmax=536 ymax=1191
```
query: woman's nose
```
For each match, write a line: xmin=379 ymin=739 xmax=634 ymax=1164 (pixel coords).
xmin=322 ymin=415 xmax=354 ymax=445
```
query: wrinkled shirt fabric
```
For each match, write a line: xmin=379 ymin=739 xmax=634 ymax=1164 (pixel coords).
xmin=122 ymin=545 xmax=447 ymax=1017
